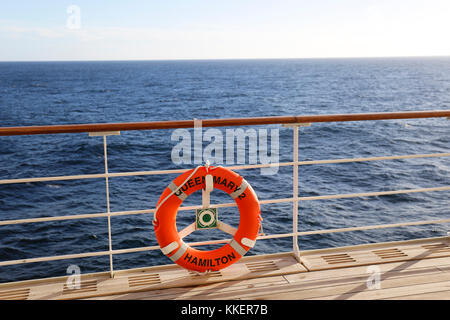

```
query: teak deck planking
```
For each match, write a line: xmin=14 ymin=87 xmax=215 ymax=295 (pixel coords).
xmin=2 ymin=236 xmax=450 ymax=300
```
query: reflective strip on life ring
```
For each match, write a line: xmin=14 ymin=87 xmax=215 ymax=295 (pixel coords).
xmin=154 ymin=166 xmax=261 ymax=272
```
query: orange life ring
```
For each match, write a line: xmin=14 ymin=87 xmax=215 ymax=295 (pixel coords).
xmin=153 ymin=166 xmax=261 ymax=272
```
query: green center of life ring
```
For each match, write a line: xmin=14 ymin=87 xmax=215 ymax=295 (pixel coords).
xmin=196 ymin=208 xmax=218 ymax=229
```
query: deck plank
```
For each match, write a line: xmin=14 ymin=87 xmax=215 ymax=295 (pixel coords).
xmin=384 ymin=290 xmax=450 ymax=300
xmin=189 ymin=265 xmax=450 ymax=300
xmin=239 ymin=257 xmax=450 ymax=300
xmin=306 ymin=280 xmax=450 ymax=300
xmin=300 ymin=237 xmax=450 ymax=271
xmin=91 ymin=275 xmax=289 ymax=300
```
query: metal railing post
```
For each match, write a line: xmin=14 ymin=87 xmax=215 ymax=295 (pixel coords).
xmin=103 ymin=135 xmax=114 ymax=278
xmin=283 ymin=123 xmax=310 ymax=262
xmin=292 ymin=125 xmax=300 ymax=261
xmin=89 ymin=131 xmax=120 ymax=278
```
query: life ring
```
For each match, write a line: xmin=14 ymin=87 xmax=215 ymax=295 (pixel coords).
xmin=153 ymin=166 xmax=261 ymax=272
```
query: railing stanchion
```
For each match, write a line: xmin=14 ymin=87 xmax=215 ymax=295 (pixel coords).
xmin=103 ymin=135 xmax=114 ymax=278
xmin=292 ymin=125 xmax=300 ymax=261
xmin=90 ymin=131 xmax=120 ymax=278
xmin=284 ymin=123 xmax=309 ymax=262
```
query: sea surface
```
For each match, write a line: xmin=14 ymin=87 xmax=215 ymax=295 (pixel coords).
xmin=0 ymin=57 xmax=449 ymax=283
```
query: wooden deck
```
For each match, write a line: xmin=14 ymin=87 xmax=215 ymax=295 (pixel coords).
xmin=2 ymin=236 xmax=450 ymax=300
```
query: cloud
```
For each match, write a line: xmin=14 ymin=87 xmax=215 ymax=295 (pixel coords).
xmin=0 ymin=23 xmax=66 ymax=39
xmin=0 ymin=21 xmax=204 ymax=43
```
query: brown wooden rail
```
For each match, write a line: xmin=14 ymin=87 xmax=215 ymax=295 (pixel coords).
xmin=0 ymin=110 xmax=449 ymax=136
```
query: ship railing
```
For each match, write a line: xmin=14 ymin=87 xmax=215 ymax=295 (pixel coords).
xmin=0 ymin=110 xmax=449 ymax=278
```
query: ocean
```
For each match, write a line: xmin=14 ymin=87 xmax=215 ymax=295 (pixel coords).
xmin=0 ymin=57 xmax=449 ymax=283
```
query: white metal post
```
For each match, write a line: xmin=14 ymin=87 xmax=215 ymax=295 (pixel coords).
xmin=90 ymin=131 xmax=120 ymax=278
xmin=283 ymin=123 xmax=309 ymax=262
xmin=292 ymin=125 xmax=300 ymax=261
xmin=103 ymin=135 xmax=114 ymax=278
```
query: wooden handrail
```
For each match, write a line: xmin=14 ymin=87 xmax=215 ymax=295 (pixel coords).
xmin=0 ymin=110 xmax=449 ymax=136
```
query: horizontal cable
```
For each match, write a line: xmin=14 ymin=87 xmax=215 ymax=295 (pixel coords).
xmin=0 ymin=186 xmax=448 ymax=226
xmin=0 ymin=246 xmax=164 ymax=267
xmin=0 ymin=170 xmax=190 ymax=185
xmin=0 ymin=198 xmax=292 ymax=226
xmin=297 ymin=152 xmax=450 ymax=165
xmin=252 ymin=217 xmax=450 ymax=240
xmin=0 ymin=250 xmax=112 ymax=267
xmin=1 ymin=152 xmax=448 ymax=185
xmin=0 ymin=210 xmax=153 ymax=226
xmin=296 ymin=218 xmax=450 ymax=236
xmin=299 ymin=186 xmax=450 ymax=201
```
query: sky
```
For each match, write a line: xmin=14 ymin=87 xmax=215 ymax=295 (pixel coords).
xmin=0 ymin=0 xmax=450 ymax=61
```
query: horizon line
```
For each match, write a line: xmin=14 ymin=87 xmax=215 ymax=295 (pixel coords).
xmin=1 ymin=54 xmax=450 ymax=63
